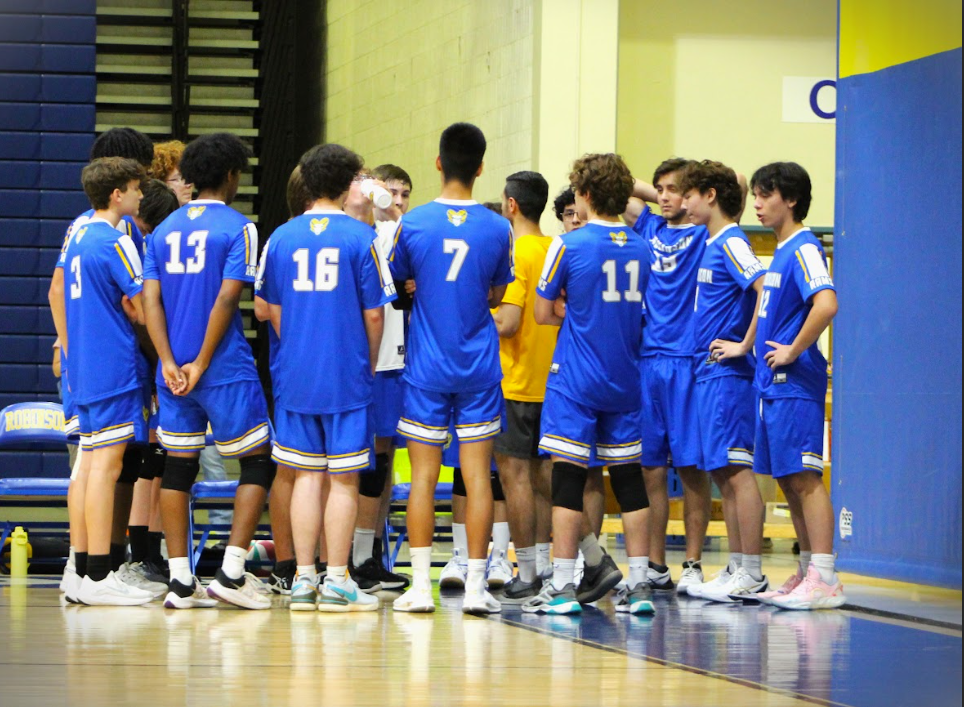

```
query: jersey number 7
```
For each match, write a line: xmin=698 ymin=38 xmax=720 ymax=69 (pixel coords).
xmin=443 ymin=238 xmax=469 ymax=281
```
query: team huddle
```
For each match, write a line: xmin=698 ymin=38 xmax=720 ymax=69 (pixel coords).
xmin=50 ymin=121 xmax=844 ymax=617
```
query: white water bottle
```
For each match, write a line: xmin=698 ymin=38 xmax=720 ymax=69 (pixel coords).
xmin=360 ymin=178 xmax=392 ymax=209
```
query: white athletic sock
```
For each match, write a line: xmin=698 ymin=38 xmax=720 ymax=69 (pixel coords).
xmin=466 ymin=558 xmax=487 ymax=593
xmin=353 ymin=528 xmax=375 ymax=567
xmin=628 ymin=557 xmax=648 ymax=588
xmin=727 ymin=552 xmax=743 ymax=574
xmin=536 ymin=543 xmax=551 ymax=573
xmin=798 ymin=551 xmax=813 ymax=577
xmin=221 ymin=545 xmax=247 ymax=580
xmin=811 ymin=553 xmax=836 ymax=584
xmin=492 ymin=522 xmax=510 ymax=556
xmin=327 ymin=565 xmax=348 ymax=584
xmin=515 ymin=546 xmax=537 ymax=583
xmin=452 ymin=523 xmax=468 ymax=564
xmin=296 ymin=565 xmax=316 ymax=580
xmin=410 ymin=546 xmax=432 ymax=587
xmin=67 ymin=546 xmax=76 ymax=569
xmin=552 ymin=558 xmax=576 ymax=591
xmin=169 ymin=556 xmax=192 ymax=586
xmin=579 ymin=534 xmax=604 ymax=567
xmin=742 ymin=554 xmax=763 ymax=581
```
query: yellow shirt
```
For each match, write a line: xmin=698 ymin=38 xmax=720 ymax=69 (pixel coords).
xmin=495 ymin=234 xmax=558 ymax=402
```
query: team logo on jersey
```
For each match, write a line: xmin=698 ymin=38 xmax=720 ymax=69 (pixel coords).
xmin=187 ymin=206 xmax=206 ymax=220
xmin=74 ymin=227 xmax=88 ymax=241
xmin=142 ymin=406 xmax=150 ymax=422
xmin=609 ymin=231 xmax=627 ymax=247
xmin=310 ymin=217 xmax=330 ymax=235
xmin=446 ymin=209 xmax=468 ymax=227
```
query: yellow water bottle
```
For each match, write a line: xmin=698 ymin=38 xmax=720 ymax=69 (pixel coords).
xmin=11 ymin=526 xmax=29 ymax=577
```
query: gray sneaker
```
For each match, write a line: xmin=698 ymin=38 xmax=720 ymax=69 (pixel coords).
xmin=576 ymin=552 xmax=623 ymax=604
xmin=500 ymin=576 xmax=542 ymax=604
xmin=521 ymin=583 xmax=582 ymax=615
xmin=614 ymin=582 xmax=656 ymax=615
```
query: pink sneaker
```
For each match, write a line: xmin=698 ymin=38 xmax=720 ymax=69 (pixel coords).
xmin=771 ymin=565 xmax=846 ymax=610
xmin=757 ymin=572 xmax=803 ymax=605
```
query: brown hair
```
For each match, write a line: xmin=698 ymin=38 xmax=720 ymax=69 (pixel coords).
xmin=678 ymin=160 xmax=743 ymax=219
xmin=149 ymin=140 xmax=186 ymax=180
xmin=286 ymin=165 xmax=313 ymax=218
xmin=82 ymin=157 xmax=143 ymax=210
xmin=569 ymin=153 xmax=634 ymax=217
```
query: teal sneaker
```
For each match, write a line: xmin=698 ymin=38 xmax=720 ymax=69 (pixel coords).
xmin=614 ymin=582 xmax=656 ymax=615
xmin=318 ymin=576 xmax=379 ymax=612
xmin=289 ymin=575 xmax=319 ymax=612
xmin=521 ymin=583 xmax=582 ymax=615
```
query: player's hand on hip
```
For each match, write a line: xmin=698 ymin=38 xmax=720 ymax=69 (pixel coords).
xmin=764 ymin=341 xmax=797 ymax=369
xmin=709 ymin=338 xmax=747 ymax=361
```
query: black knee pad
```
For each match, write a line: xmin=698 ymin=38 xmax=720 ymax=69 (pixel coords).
xmin=117 ymin=447 xmax=142 ymax=485
xmin=452 ymin=467 xmax=466 ymax=497
xmin=160 ymin=455 xmax=200 ymax=493
xmin=140 ymin=443 xmax=167 ymax=480
xmin=552 ymin=461 xmax=588 ymax=512
xmin=608 ymin=463 xmax=649 ymax=513
xmin=239 ymin=454 xmax=276 ymax=491
xmin=490 ymin=469 xmax=505 ymax=502
xmin=359 ymin=452 xmax=390 ymax=498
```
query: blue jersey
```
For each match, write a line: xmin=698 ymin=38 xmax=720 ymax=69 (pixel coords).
xmin=694 ymin=224 xmax=766 ymax=381
xmin=58 ymin=210 xmax=144 ymax=267
xmin=754 ymin=228 xmax=835 ymax=401
xmin=63 ymin=218 xmax=146 ymax=404
xmin=632 ymin=205 xmax=708 ymax=355
xmin=143 ymin=200 xmax=260 ymax=390
xmin=388 ymin=199 xmax=514 ymax=393
xmin=537 ymin=221 xmax=650 ymax=412
xmin=256 ymin=210 xmax=396 ymax=414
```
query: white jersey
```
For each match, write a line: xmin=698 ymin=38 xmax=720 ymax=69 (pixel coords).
xmin=374 ymin=219 xmax=406 ymax=371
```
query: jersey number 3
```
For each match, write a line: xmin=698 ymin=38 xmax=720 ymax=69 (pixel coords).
xmin=166 ymin=231 xmax=208 ymax=274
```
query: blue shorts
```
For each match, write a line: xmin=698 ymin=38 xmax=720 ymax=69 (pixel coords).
xmin=157 ymin=380 xmax=270 ymax=458
xmin=754 ymin=397 xmax=825 ymax=479
xmin=441 ymin=421 xmax=499 ymax=470
xmin=695 ymin=375 xmax=756 ymax=472
xmin=372 ymin=370 xmax=405 ymax=439
xmin=62 ymin=381 xmax=79 ymax=439
xmin=539 ymin=388 xmax=642 ymax=465
xmin=639 ymin=354 xmax=701 ymax=468
xmin=271 ymin=405 xmax=372 ymax=473
xmin=77 ymin=387 xmax=150 ymax=451
xmin=397 ymin=383 xmax=504 ymax=447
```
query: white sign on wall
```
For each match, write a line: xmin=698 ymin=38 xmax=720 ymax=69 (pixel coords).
xmin=783 ymin=76 xmax=836 ymax=123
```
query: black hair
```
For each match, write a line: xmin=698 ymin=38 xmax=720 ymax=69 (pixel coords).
xmin=439 ymin=122 xmax=486 ymax=186
xmin=90 ymin=127 xmax=154 ymax=167
xmin=372 ymin=164 xmax=413 ymax=189
xmin=553 ymin=187 xmax=575 ymax=221
xmin=179 ymin=133 xmax=251 ymax=192
xmin=481 ymin=201 xmax=503 ymax=215
xmin=504 ymin=170 xmax=548 ymax=222
xmin=299 ymin=144 xmax=364 ymax=201
xmin=652 ymin=157 xmax=692 ymax=186
xmin=138 ymin=179 xmax=180 ymax=232
xmin=750 ymin=161 xmax=812 ymax=221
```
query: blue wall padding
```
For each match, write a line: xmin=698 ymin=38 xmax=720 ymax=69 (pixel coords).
xmin=0 ymin=306 xmax=54 ymax=335
xmin=0 ymin=103 xmax=95 ymax=132
xmin=40 ymin=189 xmax=90 ymax=217
xmin=0 ymin=44 xmax=95 ymax=73
xmin=0 ymin=0 xmax=95 ymax=13
xmin=0 ymin=451 xmax=71 ymax=479
xmin=0 ymin=335 xmax=57 ymax=361
xmin=41 ymin=132 xmax=94 ymax=160
xmin=0 ymin=218 xmax=72 ymax=247
xmin=0 ymin=247 xmax=59 ymax=275
xmin=0 ymin=161 xmax=84 ymax=189
xmin=0 ymin=131 xmax=42 ymax=158
xmin=833 ymin=47 xmax=963 ymax=588
xmin=0 ymin=278 xmax=52 ymax=306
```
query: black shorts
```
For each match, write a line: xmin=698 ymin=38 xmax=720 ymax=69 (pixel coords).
xmin=493 ymin=399 xmax=543 ymax=459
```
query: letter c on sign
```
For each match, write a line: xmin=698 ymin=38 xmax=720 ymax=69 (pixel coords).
xmin=809 ymin=79 xmax=836 ymax=120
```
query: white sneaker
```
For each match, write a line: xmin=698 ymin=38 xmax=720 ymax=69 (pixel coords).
xmin=243 ymin=572 xmax=272 ymax=595
xmin=207 ymin=569 xmax=272 ymax=610
xmin=60 ymin=557 xmax=77 ymax=593
xmin=164 ymin=577 xmax=217 ymax=609
xmin=687 ymin=565 xmax=733 ymax=599
xmin=76 ymin=572 xmax=153 ymax=606
xmin=463 ymin=578 xmax=501 ymax=615
xmin=702 ymin=567 xmax=768 ymax=603
xmin=676 ymin=560 xmax=703 ymax=596
xmin=61 ymin=565 xmax=82 ymax=603
xmin=117 ymin=562 xmax=168 ymax=599
xmin=393 ymin=582 xmax=435 ymax=613
xmin=439 ymin=554 xmax=468 ymax=589
xmin=318 ymin=576 xmax=379 ymax=612
xmin=485 ymin=552 xmax=514 ymax=589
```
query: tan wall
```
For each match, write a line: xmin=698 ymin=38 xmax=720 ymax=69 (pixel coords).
xmin=326 ymin=0 xmax=535 ymax=206
xmin=617 ymin=1 xmax=837 ymax=226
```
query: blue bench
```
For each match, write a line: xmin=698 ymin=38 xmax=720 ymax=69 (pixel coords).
xmin=383 ymin=482 xmax=454 ymax=570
